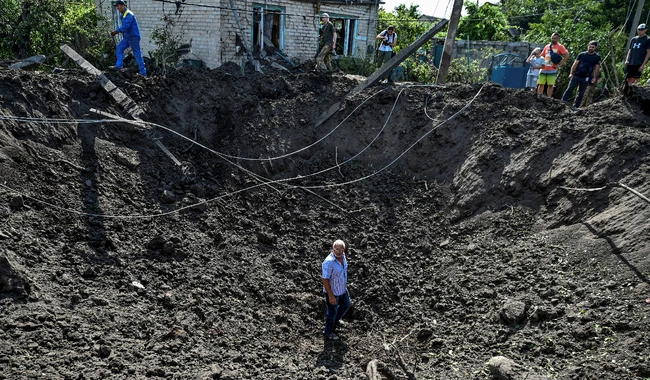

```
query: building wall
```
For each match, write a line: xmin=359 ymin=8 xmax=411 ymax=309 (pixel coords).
xmin=431 ymin=38 xmax=545 ymax=66
xmin=97 ymin=0 xmax=378 ymax=68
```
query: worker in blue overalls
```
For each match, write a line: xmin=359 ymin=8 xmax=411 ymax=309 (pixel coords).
xmin=110 ymin=0 xmax=146 ymax=76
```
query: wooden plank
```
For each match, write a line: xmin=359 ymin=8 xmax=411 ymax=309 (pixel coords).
xmin=349 ymin=19 xmax=449 ymax=95
xmin=62 ymin=45 xmax=184 ymax=169
xmin=60 ymin=44 xmax=145 ymax=119
xmin=90 ymin=108 xmax=182 ymax=167
xmin=315 ymin=19 xmax=448 ymax=127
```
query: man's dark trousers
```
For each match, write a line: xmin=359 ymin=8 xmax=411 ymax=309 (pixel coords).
xmin=561 ymin=75 xmax=589 ymax=108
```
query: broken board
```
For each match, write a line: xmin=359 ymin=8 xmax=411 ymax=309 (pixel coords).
xmin=60 ymin=44 xmax=181 ymax=167
xmin=60 ymin=44 xmax=146 ymax=120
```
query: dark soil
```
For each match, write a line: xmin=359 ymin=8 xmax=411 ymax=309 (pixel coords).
xmin=1 ymin=64 xmax=650 ymax=379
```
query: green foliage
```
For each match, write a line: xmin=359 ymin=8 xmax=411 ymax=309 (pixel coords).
xmin=0 ymin=0 xmax=113 ymax=67
xmin=447 ymin=57 xmax=489 ymax=83
xmin=500 ymin=0 xmax=546 ymax=33
xmin=12 ymin=0 xmax=63 ymax=57
xmin=398 ymin=55 xmax=489 ymax=84
xmin=149 ymin=14 xmax=184 ymax=74
xmin=335 ymin=56 xmax=377 ymax=77
xmin=377 ymin=5 xmax=437 ymax=54
xmin=403 ymin=57 xmax=436 ymax=83
xmin=0 ymin=0 xmax=21 ymax=58
xmin=502 ymin=0 xmax=642 ymax=94
xmin=62 ymin=2 xmax=114 ymax=68
xmin=458 ymin=2 xmax=512 ymax=41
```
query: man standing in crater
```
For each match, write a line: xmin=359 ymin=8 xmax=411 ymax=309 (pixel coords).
xmin=322 ymin=239 xmax=351 ymax=341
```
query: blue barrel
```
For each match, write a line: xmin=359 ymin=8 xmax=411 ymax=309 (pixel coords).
xmin=433 ymin=44 xmax=444 ymax=67
xmin=489 ymin=53 xmax=528 ymax=89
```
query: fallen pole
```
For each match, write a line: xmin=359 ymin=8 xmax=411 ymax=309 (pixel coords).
xmin=60 ymin=44 xmax=145 ymax=120
xmin=62 ymin=44 xmax=182 ymax=167
xmin=89 ymin=108 xmax=182 ymax=167
xmin=315 ymin=18 xmax=449 ymax=128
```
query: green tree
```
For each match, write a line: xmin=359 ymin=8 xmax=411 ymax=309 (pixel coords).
xmin=0 ymin=0 xmax=113 ymax=67
xmin=502 ymin=0 xmax=631 ymax=38
xmin=0 ymin=0 xmax=21 ymax=58
xmin=458 ymin=2 xmax=512 ymax=41
xmin=375 ymin=5 xmax=441 ymax=82
xmin=378 ymin=4 xmax=434 ymax=53
xmin=149 ymin=14 xmax=185 ymax=74
xmin=501 ymin=0 xmax=645 ymax=91
xmin=500 ymin=0 xmax=546 ymax=34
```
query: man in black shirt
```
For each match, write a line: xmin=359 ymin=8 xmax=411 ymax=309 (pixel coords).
xmin=315 ymin=13 xmax=337 ymax=71
xmin=626 ymin=23 xmax=650 ymax=84
xmin=561 ymin=41 xmax=601 ymax=108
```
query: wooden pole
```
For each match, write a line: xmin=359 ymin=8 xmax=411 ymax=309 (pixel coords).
xmin=627 ymin=0 xmax=645 ymax=50
xmin=437 ymin=0 xmax=463 ymax=84
xmin=314 ymin=19 xmax=448 ymax=127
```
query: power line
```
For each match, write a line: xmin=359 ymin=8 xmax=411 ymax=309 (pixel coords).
xmin=0 ymin=84 xmax=482 ymax=218
xmin=0 ymin=89 xmax=387 ymax=163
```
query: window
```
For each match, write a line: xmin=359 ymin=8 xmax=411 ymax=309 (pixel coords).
xmin=252 ymin=4 xmax=285 ymax=54
xmin=329 ymin=16 xmax=358 ymax=57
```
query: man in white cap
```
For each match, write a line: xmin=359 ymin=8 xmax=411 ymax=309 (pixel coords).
xmin=315 ymin=13 xmax=336 ymax=71
xmin=625 ymin=23 xmax=650 ymax=84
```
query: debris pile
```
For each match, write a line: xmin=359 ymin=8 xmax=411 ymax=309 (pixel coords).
xmin=0 ymin=65 xmax=649 ymax=379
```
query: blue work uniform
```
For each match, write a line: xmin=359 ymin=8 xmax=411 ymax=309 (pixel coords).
xmin=115 ymin=8 xmax=146 ymax=75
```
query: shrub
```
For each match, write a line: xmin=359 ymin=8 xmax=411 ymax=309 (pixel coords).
xmin=0 ymin=0 xmax=113 ymax=67
xmin=336 ymin=56 xmax=378 ymax=77
xmin=149 ymin=14 xmax=185 ymax=74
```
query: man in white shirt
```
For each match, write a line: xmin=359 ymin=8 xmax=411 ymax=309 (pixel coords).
xmin=321 ymin=239 xmax=351 ymax=341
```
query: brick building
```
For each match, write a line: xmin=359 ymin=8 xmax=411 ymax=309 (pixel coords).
xmin=98 ymin=0 xmax=381 ymax=68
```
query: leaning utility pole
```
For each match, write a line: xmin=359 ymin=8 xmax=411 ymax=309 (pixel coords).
xmin=627 ymin=0 xmax=646 ymax=50
xmin=437 ymin=0 xmax=464 ymax=84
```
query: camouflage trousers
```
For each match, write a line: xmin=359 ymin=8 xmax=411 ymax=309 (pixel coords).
xmin=316 ymin=45 xmax=333 ymax=71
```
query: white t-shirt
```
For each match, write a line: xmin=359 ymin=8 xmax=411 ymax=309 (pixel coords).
xmin=378 ymin=30 xmax=397 ymax=52
xmin=528 ymin=56 xmax=545 ymax=76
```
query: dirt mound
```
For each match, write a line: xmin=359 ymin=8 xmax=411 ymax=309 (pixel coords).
xmin=1 ymin=66 xmax=650 ymax=379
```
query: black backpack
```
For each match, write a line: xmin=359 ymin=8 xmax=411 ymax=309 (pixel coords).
xmin=549 ymin=44 xmax=563 ymax=65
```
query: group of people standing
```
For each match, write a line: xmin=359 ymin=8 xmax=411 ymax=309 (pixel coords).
xmin=526 ymin=25 xmax=650 ymax=108
xmin=525 ymin=32 xmax=599 ymax=107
